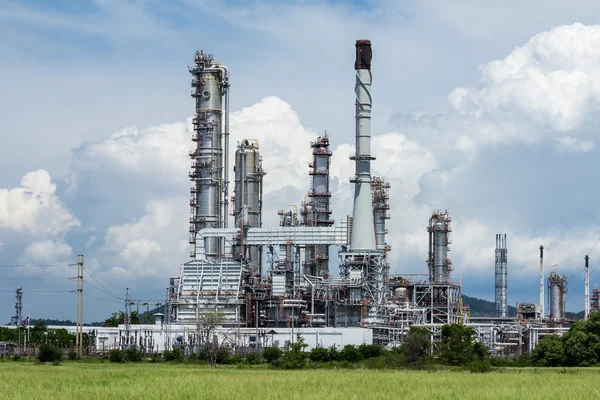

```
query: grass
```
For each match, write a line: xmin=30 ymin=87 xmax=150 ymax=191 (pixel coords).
xmin=1 ymin=362 xmax=600 ymax=399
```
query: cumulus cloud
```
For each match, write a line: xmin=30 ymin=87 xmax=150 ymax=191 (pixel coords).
xmin=101 ymin=197 xmax=188 ymax=278
xmin=20 ymin=239 xmax=73 ymax=264
xmin=0 ymin=169 xmax=78 ymax=236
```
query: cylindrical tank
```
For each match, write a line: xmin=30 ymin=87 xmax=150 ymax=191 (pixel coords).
xmin=394 ymin=287 xmax=406 ymax=300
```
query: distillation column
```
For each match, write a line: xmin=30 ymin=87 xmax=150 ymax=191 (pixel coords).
xmin=495 ymin=234 xmax=508 ymax=318
xmin=188 ymin=50 xmax=229 ymax=259
xmin=304 ymin=135 xmax=334 ymax=277
xmin=371 ymin=177 xmax=391 ymax=280
xmin=427 ymin=211 xmax=453 ymax=282
xmin=548 ymin=271 xmax=567 ymax=323
xmin=233 ymin=139 xmax=266 ymax=274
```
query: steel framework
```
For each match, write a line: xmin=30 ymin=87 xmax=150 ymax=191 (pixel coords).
xmin=495 ymin=234 xmax=508 ymax=317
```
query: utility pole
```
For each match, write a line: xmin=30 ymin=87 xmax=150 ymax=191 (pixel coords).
xmin=585 ymin=255 xmax=590 ymax=321
xmin=76 ymin=255 xmax=84 ymax=357
xmin=124 ymin=288 xmax=131 ymax=349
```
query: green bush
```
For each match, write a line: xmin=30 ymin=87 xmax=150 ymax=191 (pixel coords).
xmin=67 ymin=350 xmax=79 ymax=360
xmin=124 ymin=346 xmax=143 ymax=362
xmin=468 ymin=361 xmax=493 ymax=373
xmin=224 ymin=355 xmax=245 ymax=364
xmin=163 ymin=347 xmax=183 ymax=362
xmin=362 ymin=353 xmax=405 ymax=369
xmin=262 ymin=346 xmax=282 ymax=363
xmin=38 ymin=344 xmax=62 ymax=363
xmin=327 ymin=345 xmax=341 ymax=361
xmin=11 ymin=354 xmax=21 ymax=362
xmin=151 ymin=352 xmax=162 ymax=363
xmin=309 ymin=347 xmax=330 ymax=363
xmin=246 ymin=353 xmax=261 ymax=365
xmin=340 ymin=345 xmax=363 ymax=363
xmin=109 ymin=349 xmax=124 ymax=363
xmin=357 ymin=344 xmax=384 ymax=359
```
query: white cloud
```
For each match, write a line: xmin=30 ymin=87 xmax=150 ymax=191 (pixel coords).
xmin=0 ymin=169 xmax=78 ymax=236
xmin=101 ymin=197 xmax=188 ymax=279
xmin=554 ymin=136 xmax=595 ymax=152
xmin=20 ymin=239 xmax=73 ymax=263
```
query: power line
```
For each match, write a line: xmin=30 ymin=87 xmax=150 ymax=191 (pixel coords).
xmin=0 ymin=290 xmax=71 ymax=293
xmin=0 ymin=264 xmax=76 ymax=268
xmin=82 ymin=269 xmax=124 ymax=301
xmin=83 ymin=293 xmax=122 ymax=305
xmin=83 ymin=278 xmax=121 ymax=299
xmin=0 ymin=277 xmax=71 ymax=280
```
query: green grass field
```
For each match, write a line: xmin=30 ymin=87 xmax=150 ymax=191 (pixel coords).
xmin=1 ymin=363 xmax=599 ymax=400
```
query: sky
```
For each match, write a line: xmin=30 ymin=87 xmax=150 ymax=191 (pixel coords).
xmin=1 ymin=0 xmax=600 ymax=322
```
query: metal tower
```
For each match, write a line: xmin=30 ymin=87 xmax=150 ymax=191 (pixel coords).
xmin=494 ymin=234 xmax=508 ymax=317
xmin=232 ymin=139 xmax=266 ymax=275
xmin=11 ymin=287 xmax=22 ymax=326
xmin=339 ymin=40 xmax=386 ymax=326
xmin=188 ymin=50 xmax=230 ymax=259
xmin=303 ymin=135 xmax=334 ymax=277
xmin=548 ymin=271 xmax=567 ymax=323
xmin=371 ymin=177 xmax=391 ymax=280
xmin=427 ymin=211 xmax=453 ymax=283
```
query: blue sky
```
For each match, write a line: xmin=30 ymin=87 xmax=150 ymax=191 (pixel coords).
xmin=1 ymin=0 xmax=600 ymax=322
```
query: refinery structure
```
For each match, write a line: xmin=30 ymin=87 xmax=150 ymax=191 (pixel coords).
xmin=6 ymin=39 xmax=592 ymax=357
xmin=171 ymin=40 xmax=462 ymax=343
xmin=153 ymin=39 xmax=584 ymax=356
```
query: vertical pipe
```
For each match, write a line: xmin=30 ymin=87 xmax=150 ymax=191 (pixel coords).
xmin=539 ymin=245 xmax=544 ymax=319
xmin=585 ymin=255 xmax=590 ymax=320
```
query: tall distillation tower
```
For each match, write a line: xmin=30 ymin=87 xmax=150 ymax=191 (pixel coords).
xmin=233 ymin=139 xmax=266 ymax=276
xmin=427 ymin=211 xmax=453 ymax=283
xmin=188 ymin=50 xmax=230 ymax=259
xmin=548 ymin=271 xmax=567 ymax=324
xmin=339 ymin=40 xmax=387 ymax=325
xmin=304 ymin=135 xmax=334 ymax=277
xmin=494 ymin=234 xmax=508 ymax=317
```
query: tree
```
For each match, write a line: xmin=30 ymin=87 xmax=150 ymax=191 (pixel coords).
xmin=309 ymin=347 xmax=330 ymax=363
xmin=195 ymin=312 xmax=231 ymax=368
xmin=438 ymin=324 xmax=488 ymax=366
xmin=531 ymin=335 xmax=564 ymax=367
xmin=401 ymin=327 xmax=430 ymax=364
xmin=340 ymin=344 xmax=363 ymax=363
xmin=262 ymin=346 xmax=282 ymax=363
xmin=281 ymin=333 xmax=308 ymax=369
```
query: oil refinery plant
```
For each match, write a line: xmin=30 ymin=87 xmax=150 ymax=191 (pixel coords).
xmin=138 ymin=39 xmax=582 ymax=357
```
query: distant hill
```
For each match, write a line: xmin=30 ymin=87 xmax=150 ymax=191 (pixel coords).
xmin=462 ymin=295 xmax=585 ymax=321
xmin=462 ymin=295 xmax=517 ymax=317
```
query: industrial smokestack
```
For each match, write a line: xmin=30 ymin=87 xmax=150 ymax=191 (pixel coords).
xmin=585 ymin=255 xmax=590 ymax=320
xmin=350 ymin=40 xmax=377 ymax=251
xmin=540 ymin=245 xmax=544 ymax=319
